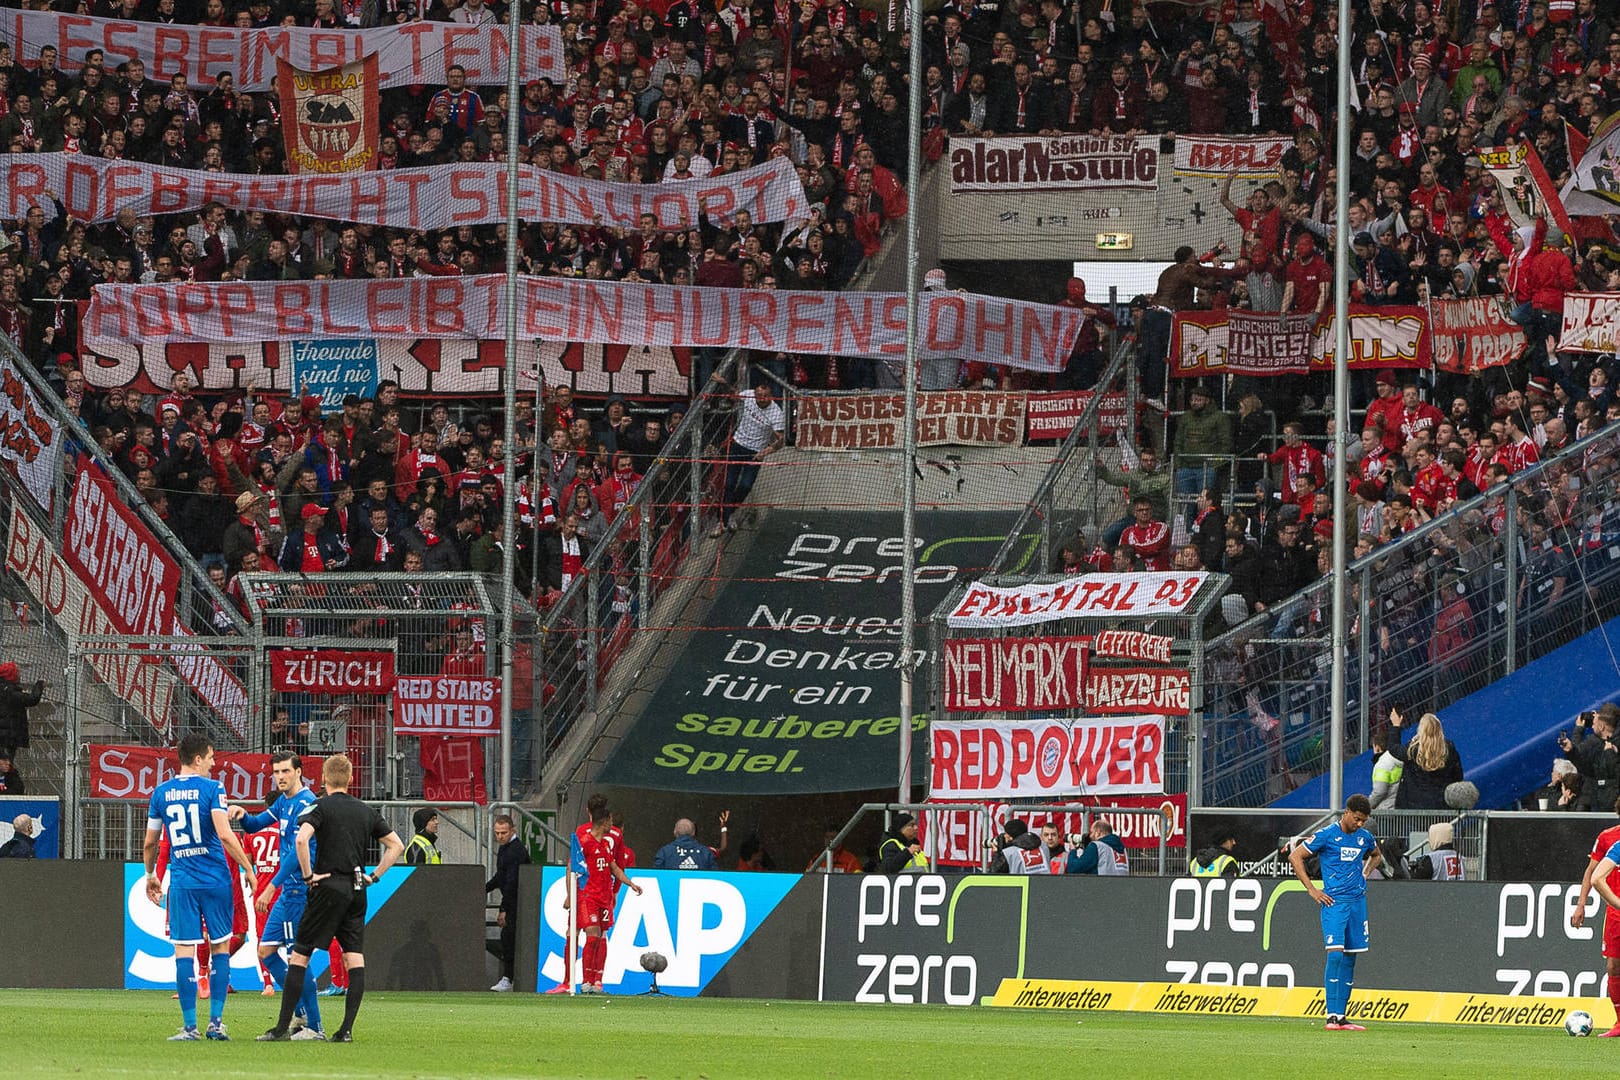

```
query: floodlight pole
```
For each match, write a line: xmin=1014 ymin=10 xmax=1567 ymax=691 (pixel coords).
xmin=898 ymin=0 xmax=924 ymax=806
xmin=1329 ymin=0 xmax=1352 ymax=813
xmin=498 ymin=0 xmax=522 ymax=805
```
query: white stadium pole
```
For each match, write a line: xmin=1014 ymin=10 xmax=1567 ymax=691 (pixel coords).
xmin=498 ymin=0 xmax=522 ymax=806
xmin=1329 ymin=0 xmax=1352 ymax=812
xmin=897 ymin=0 xmax=925 ymax=807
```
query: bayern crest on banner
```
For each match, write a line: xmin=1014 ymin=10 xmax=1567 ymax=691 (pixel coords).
xmin=278 ymin=55 xmax=380 ymax=175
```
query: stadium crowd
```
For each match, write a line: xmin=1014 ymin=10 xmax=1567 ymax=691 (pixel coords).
xmin=1 ymin=0 xmax=1620 ymax=724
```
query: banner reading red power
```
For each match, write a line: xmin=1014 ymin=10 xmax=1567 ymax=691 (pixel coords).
xmin=88 ymin=743 xmax=324 ymax=803
xmin=392 ymin=675 xmax=501 ymax=737
xmin=269 ymin=649 xmax=396 ymax=694
xmin=929 ymin=716 xmax=1166 ymax=799
xmin=943 ymin=636 xmax=1089 ymax=712
xmin=278 ymin=56 xmax=380 ymax=175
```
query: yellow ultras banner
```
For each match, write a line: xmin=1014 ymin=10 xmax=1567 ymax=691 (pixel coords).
xmin=989 ymin=979 xmax=1599 ymax=1028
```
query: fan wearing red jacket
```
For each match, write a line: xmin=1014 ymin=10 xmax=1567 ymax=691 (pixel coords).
xmin=1120 ymin=497 xmax=1171 ymax=570
xmin=1365 ymin=370 xmax=1407 ymax=452
xmin=1259 ymin=422 xmax=1326 ymax=504
xmin=1396 ymin=385 xmax=1445 ymax=448
xmin=1499 ymin=411 xmax=1542 ymax=473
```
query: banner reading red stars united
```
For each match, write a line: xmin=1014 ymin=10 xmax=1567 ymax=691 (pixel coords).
xmin=82 ymin=277 xmax=1083 ymax=372
xmin=278 ymin=56 xmax=380 ymax=175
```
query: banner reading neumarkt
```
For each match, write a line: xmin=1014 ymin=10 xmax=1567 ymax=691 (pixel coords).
xmin=949 ymin=134 xmax=1159 ymax=193
xmin=278 ymin=56 xmax=379 ymax=175
xmin=595 ymin=511 xmax=1029 ymax=793
xmin=1171 ymin=306 xmax=1432 ymax=377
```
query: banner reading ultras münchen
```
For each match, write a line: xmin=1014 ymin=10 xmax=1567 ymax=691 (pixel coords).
xmin=278 ymin=55 xmax=380 ymax=175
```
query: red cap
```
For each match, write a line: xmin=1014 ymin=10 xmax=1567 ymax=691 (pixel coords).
xmin=1376 ymin=369 xmax=1398 ymax=386
xmin=301 ymin=503 xmax=328 ymax=520
xmin=301 ymin=394 xmax=322 ymax=412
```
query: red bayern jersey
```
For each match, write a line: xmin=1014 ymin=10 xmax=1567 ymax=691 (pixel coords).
xmin=1591 ymin=824 xmax=1620 ymax=896
xmin=577 ymin=826 xmax=618 ymax=899
xmin=245 ymin=824 xmax=282 ymax=897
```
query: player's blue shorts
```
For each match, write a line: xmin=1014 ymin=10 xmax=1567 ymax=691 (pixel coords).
xmin=261 ymin=886 xmax=308 ymax=947
xmin=168 ymin=884 xmax=234 ymax=946
xmin=1320 ymin=894 xmax=1370 ymax=953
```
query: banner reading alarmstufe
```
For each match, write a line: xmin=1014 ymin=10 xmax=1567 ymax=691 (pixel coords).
xmin=0 ymin=155 xmax=809 ymax=228
xmin=0 ymin=10 xmax=564 ymax=89
xmin=83 ymin=277 xmax=1082 ymax=372
xmin=949 ymin=134 xmax=1158 ymax=193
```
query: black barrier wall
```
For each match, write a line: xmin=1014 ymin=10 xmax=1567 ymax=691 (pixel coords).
xmin=0 ymin=862 xmax=128 ymax=988
xmin=701 ymin=875 xmax=1613 ymax=1004
xmin=1486 ymin=813 xmax=1616 ymax=882
xmin=0 ymin=862 xmax=487 ymax=990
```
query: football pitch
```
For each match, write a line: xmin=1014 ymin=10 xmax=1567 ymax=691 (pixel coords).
xmin=9 ymin=990 xmax=1620 ymax=1079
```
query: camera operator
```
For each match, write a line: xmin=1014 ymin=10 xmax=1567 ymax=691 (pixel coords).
xmin=1560 ymin=706 xmax=1620 ymax=804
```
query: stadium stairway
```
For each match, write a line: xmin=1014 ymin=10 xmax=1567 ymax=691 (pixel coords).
xmin=1270 ymin=613 xmax=1620 ymax=811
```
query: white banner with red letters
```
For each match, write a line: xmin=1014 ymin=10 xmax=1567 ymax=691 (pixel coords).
xmin=1558 ymin=292 xmax=1620 ymax=354
xmin=1024 ymin=390 xmax=1131 ymax=442
xmin=1 ymin=154 xmax=809 ymax=229
xmin=949 ymin=134 xmax=1159 ymax=193
xmin=6 ymin=503 xmax=174 ymax=734
xmin=1172 ymin=135 xmax=1291 ymax=179
xmin=943 ymin=635 xmax=1089 ymax=712
xmin=0 ymin=357 xmax=63 ymax=514
xmin=947 ymin=572 xmax=1208 ymax=628
xmin=1090 ymin=629 xmax=1174 ymax=663
xmin=1170 ymin=305 xmax=1433 ymax=376
xmin=270 ymin=649 xmax=396 ymax=695
xmin=929 ymin=716 xmax=1166 ymax=799
xmin=1085 ymin=666 xmax=1191 ymax=716
xmin=794 ymin=391 xmax=1027 ymax=451
xmin=83 ymin=277 xmax=1082 ymax=372
xmin=922 ymin=794 xmax=1187 ymax=866
xmin=1429 ymin=297 xmax=1526 ymax=373
xmin=0 ymin=10 xmax=565 ymax=89
xmin=84 ymin=336 xmax=693 ymax=399
xmin=87 ymin=743 xmax=325 ymax=803
xmin=63 ymin=458 xmax=249 ymax=737
xmin=393 ymin=675 xmax=501 ymax=737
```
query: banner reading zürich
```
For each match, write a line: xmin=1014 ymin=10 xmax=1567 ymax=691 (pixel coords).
xmin=596 ymin=511 xmax=1028 ymax=793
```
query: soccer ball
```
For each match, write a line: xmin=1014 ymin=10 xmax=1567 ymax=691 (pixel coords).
xmin=1565 ymin=1010 xmax=1593 ymax=1037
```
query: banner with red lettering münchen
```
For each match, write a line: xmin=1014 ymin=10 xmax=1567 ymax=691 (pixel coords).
xmin=83 ymin=277 xmax=1082 ymax=373
xmin=929 ymin=716 xmax=1166 ymax=799
xmin=278 ymin=56 xmax=380 ymax=175
xmin=949 ymin=134 xmax=1159 ymax=193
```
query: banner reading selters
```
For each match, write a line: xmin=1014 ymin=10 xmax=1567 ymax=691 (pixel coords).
xmin=0 ymin=10 xmax=565 ymax=89
xmin=947 ymin=572 xmax=1207 ymax=628
xmin=0 ymin=155 xmax=810 ymax=228
xmin=1170 ymin=306 xmax=1431 ymax=377
xmin=83 ymin=277 xmax=1082 ymax=372
xmin=930 ymin=716 xmax=1166 ymax=799
xmin=595 ymin=511 xmax=1029 ymax=793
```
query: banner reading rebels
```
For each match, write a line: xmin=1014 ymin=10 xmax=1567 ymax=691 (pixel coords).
xmin=393 ymin=675 xmax=501 ymax=737
xmin=279 ymin=56 xmax=379 ymax=175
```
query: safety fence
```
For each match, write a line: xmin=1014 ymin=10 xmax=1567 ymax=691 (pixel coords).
xmin=1199 ymin=422 xmax=1620 ymax=807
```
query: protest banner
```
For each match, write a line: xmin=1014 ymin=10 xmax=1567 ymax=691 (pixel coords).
xmin=82 ymin=277 xmax=1082 ymax=373
xmin=794 ymin=392 xmax=1026 ymax=451
xmin=0 ymin=10 xmax=564 ymax=89
xmin=1024 ymin=390 xmax=1132 ymax=441
xmin=0 ymin=154 xmax=809 ymax=228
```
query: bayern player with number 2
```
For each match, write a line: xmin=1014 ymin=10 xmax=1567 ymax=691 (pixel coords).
xmin=142 ymin=734 xmax=258 ymax=1041
xmin=567 ymin=802 xmax=642 ymax=993
xmin=1289 ymin=794 xmax=1382 ymax=1032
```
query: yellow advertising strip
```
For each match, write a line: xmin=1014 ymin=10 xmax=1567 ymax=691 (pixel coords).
xmin=988 ymin=979 xmax=1598 ymax=1029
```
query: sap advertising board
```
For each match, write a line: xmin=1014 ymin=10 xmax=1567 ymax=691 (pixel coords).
xmin=535 ymin=872 xmax=1616 ymax=1004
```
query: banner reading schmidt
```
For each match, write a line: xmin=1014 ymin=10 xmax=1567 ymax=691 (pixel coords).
xmin=596 ymin=511 xmax=1029 ymax=793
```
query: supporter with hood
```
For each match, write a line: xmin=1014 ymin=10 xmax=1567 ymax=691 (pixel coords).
xmin=1189 ymin=830 xmax=1241 ymax=877
xmin=989 ymin=818 xmax=1049 ymax=874
xmin=1058 ymin=276 xmax=1115 ymax=390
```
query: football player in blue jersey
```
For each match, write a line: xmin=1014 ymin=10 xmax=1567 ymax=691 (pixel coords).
xmin=230 ymin=751 xmax=325 ymax=1039
xmin=1289 ymin=793 xmax=1382 ymax=1031
xmin=142 ymin=733 xmax=258 ymax=1041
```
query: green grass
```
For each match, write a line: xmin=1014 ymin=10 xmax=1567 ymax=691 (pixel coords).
xmin=7 ymin=990 xmax=1620 ymax=1079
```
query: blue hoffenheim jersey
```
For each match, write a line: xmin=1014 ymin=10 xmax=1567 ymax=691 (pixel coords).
xmin=148 ymin=774 xmax=231 ymax=890
xmin=1303 ymin=821 xmax=1377 ymax=900
xmin=242 ymin=787 xmax=318 ymax=890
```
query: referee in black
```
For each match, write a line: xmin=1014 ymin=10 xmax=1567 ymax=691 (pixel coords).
xmin=259 ymin=754 xmax=404 ymax=1043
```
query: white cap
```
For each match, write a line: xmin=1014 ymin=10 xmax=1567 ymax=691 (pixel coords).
xmin=923 ymin=269 xmax=948 ymax=291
